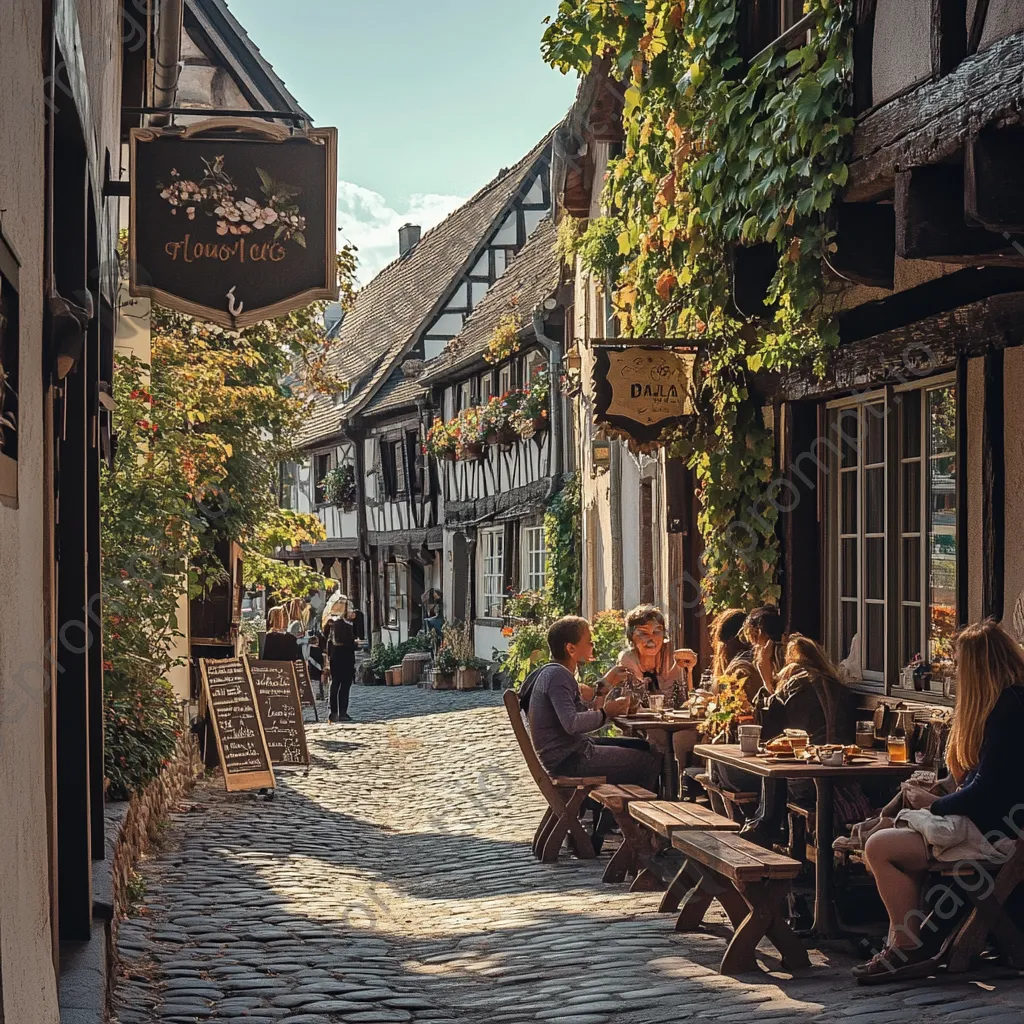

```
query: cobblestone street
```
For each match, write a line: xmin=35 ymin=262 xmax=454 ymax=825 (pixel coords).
xmin=112 ymin=687 xmax=1024 ymax=1024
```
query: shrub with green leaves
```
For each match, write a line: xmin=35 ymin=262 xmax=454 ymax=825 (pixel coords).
xmin=105 ymin=676 xmax=181 ymax=800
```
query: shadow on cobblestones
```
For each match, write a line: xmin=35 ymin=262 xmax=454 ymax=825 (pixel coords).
xmin=111 ymin=688 xmax=1024 ymax=1024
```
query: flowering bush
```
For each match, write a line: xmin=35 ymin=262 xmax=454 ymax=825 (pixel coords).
xmin=104 ymin=675 xmax=181 ymax=800
xmin=158 ymin=158 xmax=307 ymax=245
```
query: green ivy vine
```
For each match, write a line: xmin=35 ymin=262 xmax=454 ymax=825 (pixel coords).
xmin=544 ymin=473 xmax=582 ymax=615
xmin=542 ymin=1 xmax=854 ymax=612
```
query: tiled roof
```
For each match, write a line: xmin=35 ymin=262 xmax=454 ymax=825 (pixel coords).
xmin=297 ymin=134 xmax=553 ymax=447
xmin=360 ymin=370 xmax=425 ymax=417
xmin=187 ymin=0 xmax=309 ymax=117
xmin=421 ymin=217 xmax=560 ymax=383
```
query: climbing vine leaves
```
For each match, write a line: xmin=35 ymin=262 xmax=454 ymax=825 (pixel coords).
xmin=542 ymin=1 xmax=854 ymax=611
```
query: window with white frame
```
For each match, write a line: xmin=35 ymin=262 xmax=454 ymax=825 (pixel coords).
xmin=826 ymin=377 xmax=958 ymax=694
xmin=479 ymin=527 xmax=505 ymax=618
xmin=523 ymin=526 xmax=548 ymax=593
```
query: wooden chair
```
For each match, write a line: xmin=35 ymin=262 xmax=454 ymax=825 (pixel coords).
xmin=670 ymin=829 xmax=808 ymax=976
xmin=928 ymin=841 xmax=1024 ymax=973
xmin=502 ymin=689 xmax=605 ymax=863
xmin=590 ymin=784 xmax=658 ymax=882
xmin=627 ymin=800 xmax=740 ymax=909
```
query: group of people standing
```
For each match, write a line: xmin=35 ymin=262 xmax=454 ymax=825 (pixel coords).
xmin=261 ymin=593 xmax=364 ymax=723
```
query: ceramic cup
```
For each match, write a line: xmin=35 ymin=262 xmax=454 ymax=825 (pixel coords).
xmin=738 ymin=724 xmax=762 ymax=755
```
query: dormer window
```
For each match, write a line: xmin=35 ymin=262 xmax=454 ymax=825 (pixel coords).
xmin=332 ymin=382 xmax=351 ymax=408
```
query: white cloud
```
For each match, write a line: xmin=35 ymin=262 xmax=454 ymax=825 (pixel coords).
xmin=337 ymin=181 xmax=467 ymax=285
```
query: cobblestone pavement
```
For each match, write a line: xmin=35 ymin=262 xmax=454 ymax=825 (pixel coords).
xmin=112 ymin=685 xmax=1024 ymax=1024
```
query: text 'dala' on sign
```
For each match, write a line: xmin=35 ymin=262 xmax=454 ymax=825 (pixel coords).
xmin=592 ymin=347 xmax=696 ymax=448
xmin=129 ymin=119 xmax=338 ymax=329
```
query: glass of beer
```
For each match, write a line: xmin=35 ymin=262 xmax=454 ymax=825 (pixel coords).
xmin=856 ymin=720 xmax=875 ymax=750
xmin=887 ymin=734 xmax=909 ymax=764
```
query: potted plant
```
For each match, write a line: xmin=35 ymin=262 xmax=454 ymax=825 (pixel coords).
xmin=433 ymin=646 xmax=458 ymax=689
xmin=426 ymin=417 xmax=458 ymax=461
xmin=455 ymin=406 xmax=487 ymax=460
xmin=483 ymin=310 xmax=523 ymax=365
xmin=698 ymin=675 xmax=752 ymax=744
xmin=457 ymin=656 xmax=489 ymax=691
xmin=321 ymin=463 xmax=358 ymax=509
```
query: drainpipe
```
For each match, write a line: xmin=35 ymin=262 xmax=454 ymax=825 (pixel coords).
xmin=609 ymin=442 xmax=624 ymax=610
xmin=532 ymin=308 xmax=565 ymax=491
xmin=150 ymin=0 xmax=184 ymax=126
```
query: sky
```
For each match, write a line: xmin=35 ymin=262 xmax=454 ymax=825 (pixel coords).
xmin=228 ymin=0 xmax=580 ymax=282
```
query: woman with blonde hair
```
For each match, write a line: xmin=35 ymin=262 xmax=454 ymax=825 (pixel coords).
xmin=855 ymin=620 xmax=1024 ymax=983
xmin=262 ymin=604 xmax=300 ymax=662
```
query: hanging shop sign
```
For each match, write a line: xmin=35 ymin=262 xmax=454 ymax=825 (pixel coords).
xmin=129 ymin=119 xmax=338 ymax=329
xmin=592 ymin=348 xmax=696 ymax=445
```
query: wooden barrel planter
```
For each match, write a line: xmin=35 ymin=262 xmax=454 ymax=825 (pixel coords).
xmin=432 ymin=670 xmax=455 ymax=690
xmin=456 ymin=667 xmax=481 ymax=691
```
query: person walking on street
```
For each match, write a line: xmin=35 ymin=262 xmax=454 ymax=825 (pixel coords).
xmin=328 ymin=600 xmax=358 ymax=723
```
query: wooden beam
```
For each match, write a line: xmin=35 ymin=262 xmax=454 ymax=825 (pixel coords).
xmin=847 ymin=31 xmax=1024 ymax=203
xmin=966 ymin=124 xmax=1024 ymax=232
xmin=969 ymin=0 xmax=992 ymax=55
xmin=831 ymin=202 xmax=895 ymax=288
xmin=853 ymin=0 xmax=879 ymax=115
xmin=983 ymin=348 xmax=1005 ymax=620
xmin=896 ymin=164 xmax=1005 ymax=262
xmin=956 ymin=352 xmax=970 ymax=627
xmin=932 ymin=0 xmax=968 ymax=78
xmin=764 ymin=291 xmax=1024 ymax=402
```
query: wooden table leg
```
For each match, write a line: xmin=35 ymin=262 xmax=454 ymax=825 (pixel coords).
xmin=811 ymin=776 xmax=839 ymax=938
xmin=645 ymin=728 xmax=677 ymax=800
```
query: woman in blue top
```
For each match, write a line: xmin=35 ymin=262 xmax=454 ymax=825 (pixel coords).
xmin=855 ymin=620 xmax=1024 ymax=983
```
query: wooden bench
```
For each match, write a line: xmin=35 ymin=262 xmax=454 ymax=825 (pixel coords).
xmin=670 ymin=829 xmax=808 ymax=975
xmin=628 ymin=800 xmax=741 ymax=906
xmin=590 ymin=784 xmax=658 ymax=882
xmin=502 ymin=689 xmax=606 ymax=863
xmin=924 ymin=842 xmax=1024 ymax=973
xmin=694 ymin=772 xmax=759 ymax=823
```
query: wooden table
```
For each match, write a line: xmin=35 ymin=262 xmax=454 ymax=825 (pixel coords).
xmin=614 ymin=715 xmax=704 ymax=800
xmin=694 ymin=743 xmax=917 ymax=939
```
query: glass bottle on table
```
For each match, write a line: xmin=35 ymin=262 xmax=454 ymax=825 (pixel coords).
xmin=887 ymin=716 xmax=909 ymax=764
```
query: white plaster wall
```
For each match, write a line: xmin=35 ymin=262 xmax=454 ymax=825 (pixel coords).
xmin=872 ymin=0 xmax=933 ymax=107
xmin=968 ymin=358 xmax=985 ymax=624
xmin=979 ymin=0 xmax=1024 ymax=49
xmin=1003 ymin=348 xmax=1024 ymax=625
xmin=476 ymin=624 xmax=505 ymax=661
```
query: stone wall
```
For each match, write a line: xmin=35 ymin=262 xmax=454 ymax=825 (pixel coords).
xmin=105 ymin=731 xmax=203 ymax=945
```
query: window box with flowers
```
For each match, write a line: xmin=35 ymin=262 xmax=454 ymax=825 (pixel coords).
xmin=481 ymin=391 xmax=523 ymax=446
xmin=426 ymin=417 xmax=459 ymax=461
xmin=454 ymin=406 xmax=487 ymax=460
xmin=509 ymin=369 xmax=550 ymax=439
xmin=321 ymin=463 xmax=358 ymax=510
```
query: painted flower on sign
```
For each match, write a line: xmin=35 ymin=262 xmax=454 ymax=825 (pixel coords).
xmin=158 ymin=156 xmax=307 ymax=246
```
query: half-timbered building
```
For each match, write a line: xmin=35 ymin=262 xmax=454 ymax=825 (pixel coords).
xmin=420 ymin=217 xmax=570 ymax=658
xmin=760 ymin=2 xmax=1024 ymax=704
xmin=288 ymin=136 xmax=553 ymax=643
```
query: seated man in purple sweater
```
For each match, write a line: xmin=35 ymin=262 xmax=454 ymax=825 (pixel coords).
xmin=519 ymin=616 xmax=661 ymax=792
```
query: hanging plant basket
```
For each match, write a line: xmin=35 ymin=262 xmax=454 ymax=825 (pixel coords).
xmin=532 ymin=416 xmax=550 ymax=433
xmin=486 ymin=425 xmax=519 ymax=446
xmin=460 ymin=442 xmax=485 ymax=460
xmin=443 ymin=450 xmax=458 ymax=463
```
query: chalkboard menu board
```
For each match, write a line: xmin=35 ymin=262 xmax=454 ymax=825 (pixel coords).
xmin=292 ymin=659 xmax=319 ymax=720
xmin=250 ymin=661 xmax=310 ymax=767
xmin=200 ymin=657 xmax=275 ymax=792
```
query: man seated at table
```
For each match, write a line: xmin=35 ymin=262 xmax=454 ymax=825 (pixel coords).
xmin=519 ymin=616 xmax=661 ymax=793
